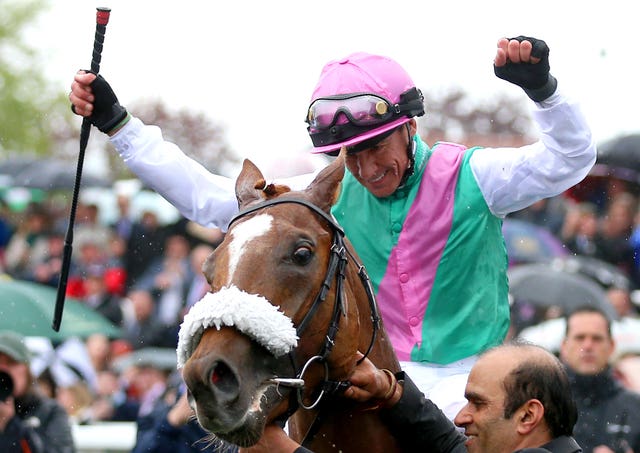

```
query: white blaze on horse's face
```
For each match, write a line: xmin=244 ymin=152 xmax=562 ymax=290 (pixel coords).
xmin=226 ymin=213 xmax=273 ymax=284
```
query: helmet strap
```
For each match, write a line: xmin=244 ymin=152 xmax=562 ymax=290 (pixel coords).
xmin=398 ymin=123 xmax=415 ymax=189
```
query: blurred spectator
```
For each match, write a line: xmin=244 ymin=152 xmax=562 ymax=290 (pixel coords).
xmin=66 ymin=239 xmax=109 ymax=298
xmin=595 ymin=192 xmax=636 ymax=276
xmin=132 ymin=388 xmax=230 ymax=453
xmin=73 ymin=202 xmax=112 ymax=254
xmin=184 ymin=243 xmax=214 ymax=312
xmin=122 ymin=289 xmax=176 ymax=349
xmin=608 ymin=286 xmax=638 ymax=319
xmin=135 ymin=234 xmax=192 ymax=326
xmin=0 ymin=330 xmax=75 ymax=453
xmin=113 ymin=348 xmax=176 ymax=424
xmin=102 ymin=232 xmax=128 ymax=297
xmin=83 ymin=339 xmax=139 ymax=423
xmin=28 ymin=227 xmax=65 ymax=287
xmin=615 ymin=354 xmax=640 ymax=393
xmin=125 ymin=211 xmax=166 ymax=289
xmin=561 ymin=202 xmax=603 ymax=257
xmin=628 ymin=203 xmax=640 ymax=288
xmin=0 ymin=199 xmax=13 ymax=245
xmin=86 ymin=368 xmax=139 ymax=422
xmin=84 ymin=334 xmax=113 ymax=373
xmin=508 ymin=196 xmax=568 ymax=236
xmin=3 ymin=203 xmax=50 ymax=278
xmin=56 ymin=381 xmax=94 ymax=424
xmin=123 ymin=346 xmax=230 ymax=453
xmin=0 ymin=199 xmax=14 ymax=272
xmin=79 ymin=269 xmax=124 ymax=327
xmin=111 ymin=194 xmax=134 ymax=242
xmin=560 ymin=306 xmax=640 ymax=452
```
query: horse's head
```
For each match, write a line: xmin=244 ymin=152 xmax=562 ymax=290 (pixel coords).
xmin=178 ymin=150 xmax=384 ymax=447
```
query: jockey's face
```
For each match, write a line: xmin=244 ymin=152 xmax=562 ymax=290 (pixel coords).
xmin=345 ymin=120 xmax=415 ymax=198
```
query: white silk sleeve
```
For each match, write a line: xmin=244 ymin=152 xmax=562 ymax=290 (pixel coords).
xmin=110 ymin=117 xmax=316 ymax=231
xmin=470 ymin=90 xmax=597 ymax=218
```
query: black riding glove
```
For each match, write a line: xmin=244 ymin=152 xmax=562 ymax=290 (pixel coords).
xmin=494 ymin=36 xmax=558 ymax=102
xmin=88 ymin=72 xmax=129 ymax=134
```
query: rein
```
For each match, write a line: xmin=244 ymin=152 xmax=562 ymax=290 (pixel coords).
xmin=228 ymin=197 xmax=382 ymax=438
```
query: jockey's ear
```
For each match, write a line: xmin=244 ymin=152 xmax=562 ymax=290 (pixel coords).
xmin=305 ymin=147 xmax=345 ymax=214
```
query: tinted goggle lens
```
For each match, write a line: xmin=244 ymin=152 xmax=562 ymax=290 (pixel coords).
xmin=307 ymin=94 xmax=393 ymax=130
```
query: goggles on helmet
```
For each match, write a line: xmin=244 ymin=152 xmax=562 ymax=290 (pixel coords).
xmin=307 ymin=87 xmax=424 ymax=130
xmin=306 ymin=87 xmax=425 ymax=149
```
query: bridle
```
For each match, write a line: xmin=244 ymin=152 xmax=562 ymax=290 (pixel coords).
xmin=228 ymin=197 xmax=382 ymax=416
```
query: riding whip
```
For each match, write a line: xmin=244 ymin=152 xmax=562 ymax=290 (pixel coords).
xmin=53 ymin=7 xmax=111 ymax=332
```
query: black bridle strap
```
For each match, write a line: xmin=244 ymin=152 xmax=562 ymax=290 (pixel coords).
xmin=230 ymin=197 xmax=349 ymax=358
xmin=229 ymin=196 xmax=381 ymax=439
xmin=228 ymin=197 xmax=344 ymax=236
xmin=230 ymin=196 xmax=380 ymax=365
xmin=295 ymin=240 xmax=345 ymax=337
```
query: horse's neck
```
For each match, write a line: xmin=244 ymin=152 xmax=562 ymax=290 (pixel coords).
xmin=368 ymin=329 xmax=401 ymax=372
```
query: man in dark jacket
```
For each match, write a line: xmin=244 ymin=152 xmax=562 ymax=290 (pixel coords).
xmin=132 ymin=389 xmax=236 ymax=453
xmin=560 ymin=306 xmax=640 ymax=453
xmin=0 ymin=331 xmax=76 ymax=453
xmin=248 ymin=341 xmax=582 ymax=453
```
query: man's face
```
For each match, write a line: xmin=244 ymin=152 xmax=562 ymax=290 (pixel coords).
xmin=560 ymin=311 xmax=614 ymax=375
xmin=453 ymin=351 xmax=519 ymax=453
xmin=0 ymin=352 xmax=29 ymax=397
xmin=344 ymin=125 xmax=411 ymax=198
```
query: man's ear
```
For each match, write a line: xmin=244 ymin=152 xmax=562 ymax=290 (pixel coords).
xmin=408 ymin=118 xmax=417 ymax=136
xmin=515 ymin=399 xmax=545 ymax=435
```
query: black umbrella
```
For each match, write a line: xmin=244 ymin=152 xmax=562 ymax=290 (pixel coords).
xmin=597 ymin=133 xmax=640 ymax=171
xmin=566 ymin=134 xmax=640 ymax=204
xmin=551 ymin=256 xmax=631 ymax=291
xmin=508 ymin=263 xmax=618 ymax=321
xmin=12 ymin=159 xmax=112 ymax=190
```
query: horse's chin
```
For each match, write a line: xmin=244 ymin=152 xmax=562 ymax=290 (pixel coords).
xmin=214 ymin=411 xmax=265 ymax=448
xmin=196 ymin=386 xmax=290 ymax=448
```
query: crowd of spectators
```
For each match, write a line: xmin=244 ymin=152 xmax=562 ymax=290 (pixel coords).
xmin=0 ymin=193 xmax=224 ymax=450
xmin=1 ymin=175 xmax=640 ymax=450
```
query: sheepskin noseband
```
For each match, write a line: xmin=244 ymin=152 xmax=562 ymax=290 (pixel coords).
xmin=177 ymin=285 xmax=298 ymax=368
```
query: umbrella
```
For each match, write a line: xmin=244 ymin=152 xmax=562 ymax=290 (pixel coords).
xmin=565 ymin=134 xmax=640 ymax=204
xmin=502 ymin=218 xmax=567 ymax=266
xmin=508 ymin=263 xmax=618 ymax=321
xmin=551 ymin=255 xmax=631 ymax=290
xmin=0 ymin=277 xmax=122 ymax=342
xmin=12 ymin=159 xmax=112 ymax=190
xmin=597 ymin=133 xmax=640 ymax=171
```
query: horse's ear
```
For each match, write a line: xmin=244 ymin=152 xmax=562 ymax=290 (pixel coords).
xmin=305 ymin=147 xmax=346 ymax=213
xmin=235 ymin=159 xmax=265 ymax=209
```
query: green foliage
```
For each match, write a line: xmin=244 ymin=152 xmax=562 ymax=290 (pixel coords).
xmin=0 ymin=0 xmax=70 ymax=156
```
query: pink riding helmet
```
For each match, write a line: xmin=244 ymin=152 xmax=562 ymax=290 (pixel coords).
xmin=307 ymin=52 xmax=425 ymax=154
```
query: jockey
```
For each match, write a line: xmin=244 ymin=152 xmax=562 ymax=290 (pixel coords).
xmin=69 ymin=36 xmax=596 ymax=419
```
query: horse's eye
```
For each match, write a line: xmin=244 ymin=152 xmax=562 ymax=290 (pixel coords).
xmin=292 ymin=246 xmax=313 ymax=265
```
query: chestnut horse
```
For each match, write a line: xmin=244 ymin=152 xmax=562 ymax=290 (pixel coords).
xmin=178 ymin=151 xmax=401 ymax=452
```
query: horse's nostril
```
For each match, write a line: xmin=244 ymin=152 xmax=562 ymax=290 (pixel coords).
xmin=210 ymin=361 xmax=239 ymax=394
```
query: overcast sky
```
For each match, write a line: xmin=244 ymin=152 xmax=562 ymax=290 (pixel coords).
xmin=30 ymin=0 xmax=638 ymax=174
